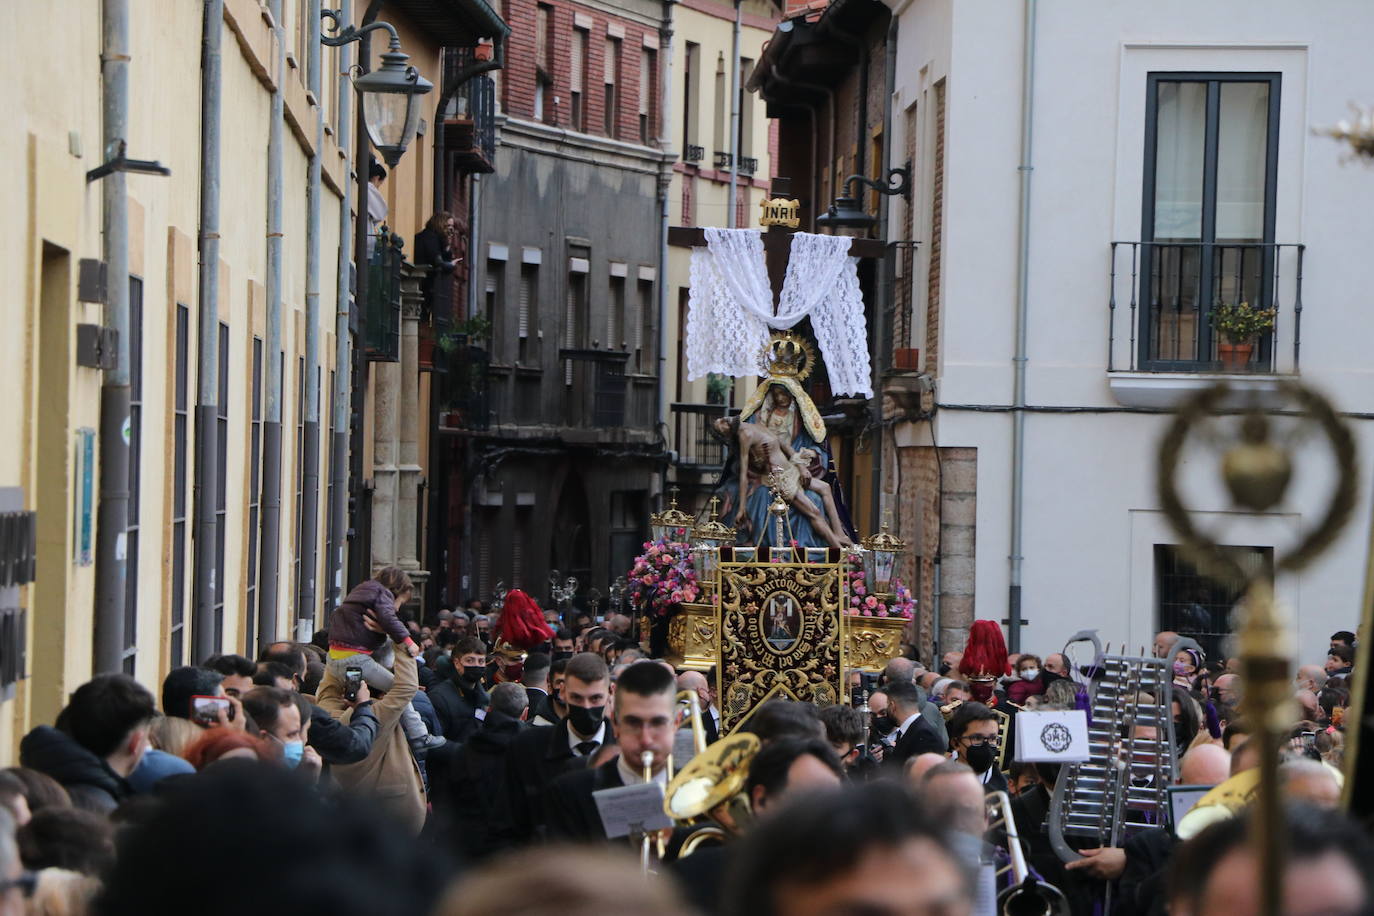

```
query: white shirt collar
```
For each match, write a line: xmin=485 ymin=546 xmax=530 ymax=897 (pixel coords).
xmin=567 ymin=720 xmax=607 ymax=754
xmin=616 ymin=755 xmax=669 ymax=787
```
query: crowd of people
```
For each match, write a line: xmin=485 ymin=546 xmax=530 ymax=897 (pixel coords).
xmin=0 ymin=566 xmax=1368 ymax=916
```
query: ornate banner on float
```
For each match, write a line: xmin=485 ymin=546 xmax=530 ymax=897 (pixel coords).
xmin=717 ymin=560 xmax=844 ymax=733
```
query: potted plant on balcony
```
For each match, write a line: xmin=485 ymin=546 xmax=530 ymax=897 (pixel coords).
xmin=1209 ymin=300 xmax=1276 ymax=371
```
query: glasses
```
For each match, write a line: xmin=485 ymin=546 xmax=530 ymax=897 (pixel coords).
xmin=959 ymin=735 xmax=1000 ymax=748
xmin=0 ymin=872 xmax=37 ymax=898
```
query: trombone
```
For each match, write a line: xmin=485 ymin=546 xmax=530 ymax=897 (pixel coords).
xmin=985 ymin=790 xmax=1069 ymax=916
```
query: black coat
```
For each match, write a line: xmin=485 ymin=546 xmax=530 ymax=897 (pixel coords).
xmin=544 ymin=757 xmax=625 ymax=842
xmin=20 ymin=726 xmax=128 ymax=815
xmin=307 ymin=700 xmax=379 ymax=765
xmin=429 ymin=710 xmax=526 ymax=860
xmin=885 ymin=715 xmax=947 ymax=769
xmin=429 ymin=676 xmax=489 ymax=744
xmin=496 ymin=722 xmax=597 ymax=845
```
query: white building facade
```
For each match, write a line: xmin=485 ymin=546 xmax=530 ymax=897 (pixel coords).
xmin=885 ymin=0 xmax=1374 ymax=665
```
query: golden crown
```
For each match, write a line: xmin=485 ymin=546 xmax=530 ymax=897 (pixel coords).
xmin=762 ymin=332 xmax=817 ymax=382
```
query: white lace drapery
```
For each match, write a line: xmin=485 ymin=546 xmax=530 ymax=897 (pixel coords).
xmin=685 ymin=227 xmax=873 ymax=398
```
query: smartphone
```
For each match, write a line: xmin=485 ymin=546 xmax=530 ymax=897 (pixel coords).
xmin=344 ymin=666 xmax=364 ymax=702
xmin=190 ymin=694 xmax=233 ymax=726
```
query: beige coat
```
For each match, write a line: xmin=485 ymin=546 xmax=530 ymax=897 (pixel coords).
xmin=317 ymin=651 xmax=427 ymax=834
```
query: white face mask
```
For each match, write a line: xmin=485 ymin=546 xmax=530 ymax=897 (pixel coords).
xmin=1020 ymin=668 xmax=1039 ymax=681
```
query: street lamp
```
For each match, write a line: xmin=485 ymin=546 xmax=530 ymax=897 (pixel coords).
xmin=815 ymin=162 xmax=912 ymax=233
xmin=322 ymin=10 xmax=434 ymax=168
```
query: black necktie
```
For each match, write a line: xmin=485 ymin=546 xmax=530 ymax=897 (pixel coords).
xmin=575 ymin=740 xmax=599 ymax=757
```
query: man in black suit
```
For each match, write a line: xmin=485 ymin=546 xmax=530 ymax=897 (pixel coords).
xmin=428 ymin=637 xmax=490 ymax=743
xmin=676 ymin=670 xmax=719 ymax=744
xmin=497 ymin=652 xmax=612 ymax=844
xmin=544 ymin=660 xmax=678 ymax=841
xmin=428 ymin=681 xmax=528 ymax=860
xmin=881 ymin=681 xmax=946 ymax=770
xmin=520 ymin=652 xmax=552 ymax=716
xmin=947 ymin=701 xmax=1009 ymax=794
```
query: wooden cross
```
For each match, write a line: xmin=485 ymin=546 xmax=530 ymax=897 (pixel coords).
xmin=667 ymin=177 xmax=888 ymax=308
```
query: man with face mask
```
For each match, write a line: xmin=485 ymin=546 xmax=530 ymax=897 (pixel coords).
xmin=948 ymin=702 xmax=1008 ymax=794
xmin=881 ymin=682 xmax=946 ymax=771
xmin=428 ymin=638 xmax=492 ymax=744
xmin=498 ymin=653 xmax=612 ymax=845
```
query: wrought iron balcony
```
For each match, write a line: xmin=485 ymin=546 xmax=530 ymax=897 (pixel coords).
xmin=671 ymin=403 xmax=728 ymax=470
xmin=560 ymin=349 xmax=630 ymax=428
xmin=364 ymin=229 xmax=404 ymax=362
xmin=1107 ymin=241 xmax=1305 ymax=373
xmin=713 ymin=151 xmax=732 ymax=170
xmin=684 ymin=144 xmax=705 ymax=163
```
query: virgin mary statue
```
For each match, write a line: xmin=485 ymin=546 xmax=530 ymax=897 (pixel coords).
xmin=712 ymin=335 xmax=857 ymax=549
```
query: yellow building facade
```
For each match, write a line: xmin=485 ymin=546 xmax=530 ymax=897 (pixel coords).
xmin=0 ymin=0 xmax=462 ymax=763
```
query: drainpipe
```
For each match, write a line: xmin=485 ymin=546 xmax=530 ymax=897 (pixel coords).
xmin=259 ymin=0 xmax=286 ymax=649
xmin=299 ymin=0 xmax=324 ymax=640
xmin=656 ymin=0 xmax=676 ymax=438
xmin=1008 ymin=0 xmax=1038 ymax=653
xmin=726 ymin=0 xmax=741 ymax=227
xmin=93 ymin=0 xmax=131 ymax=673
xmin=193 ymin=0 xmax=225 ymax=663
xmin=329 ymin=0 xmax=354 ymax=616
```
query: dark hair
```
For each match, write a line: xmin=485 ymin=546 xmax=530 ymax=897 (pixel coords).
xmin=565 ymin=652 xmax=610 ymax=686
xmin=722 ymin=781 xmax=969 ymax=916
xmin=17 ymin=807 xmax=116 ymax=877
xmin=881 ymin=680 xmax=922 ymax=713
xmin=57 ymin=674 xmax=157 ymax=758
xmin=746 ymin=736 xmax=842 ymax=802
xmin=454 ymin=637 xmax=487 ymax=658
xmin=741 ymin=700 xmax=825 ymax=743
xmin=375 ymin=566 xmax=414 ymax=599
xmin=253 ymin=661 xmax=298 ymax=687
xmin=1328 ymin=645 xmax=1354 ymax=665
xmin=946 ymin=701 xmax=998 ymax=742
xmin=613 ymin=660 xmax=675 ymax=701
xmin=202 ymin=654 xmax=255 ymax=679
xmin=1168 ymin=803 xmax=1373 ymax=912
xmin=489 ymin=683 xmax=529 ymax=719
xmin=96 ymin=762 xmax=447 ymax=915
xmin=161 ymin=667 xmax=225 ymax=719
xmin=240 ymin=687 xmax=297 ymax=734
xmin=3 ymin=768 xmax=71 ymax=813
xmin=522 ymin=652 xmax=551 ymax=684
xmin=818 ymin=704 xmax=863 ymax=749
xmin=1331 ymin=630 xmax=1357 ymax=647
xmin=259 ymin=643 xmax=307 ymax=678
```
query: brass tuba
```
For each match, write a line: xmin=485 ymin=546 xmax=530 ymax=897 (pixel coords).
xmin=662 ymin=732 xmax=761 ymax=859
xmin=985 ymin=790 xmax=1070 ymax=916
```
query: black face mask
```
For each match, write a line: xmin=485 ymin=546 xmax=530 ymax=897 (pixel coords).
xmin=460 ymin=665 xmax=486 ymax=685
xmin=871 ymin=713 xmax=897 ymax=737
xmin=567 ymin=703 xmax=605 ymax=736
xmin=965 ymin=743 xmax=997 ymax=774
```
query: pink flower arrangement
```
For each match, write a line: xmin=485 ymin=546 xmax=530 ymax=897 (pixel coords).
xmin=843 ymin=559 xmax=915 ymax=619
xmin=628 ymin=537 xmax=700 ymax=619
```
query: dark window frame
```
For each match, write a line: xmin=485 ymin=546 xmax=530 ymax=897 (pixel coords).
xmin=1139 ymin=71 xmax=1282 ymax=371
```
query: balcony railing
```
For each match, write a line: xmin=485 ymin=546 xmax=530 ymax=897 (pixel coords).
xmin=672 ymin=403 xmax=727 ymax=470
xmin=1107 ymin=241 xmax=1304 ymax=373
xmin=364 ymin=229 xmax=403 ymax=362
xmin=561 ymin=349 xmax=630 ymax=428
